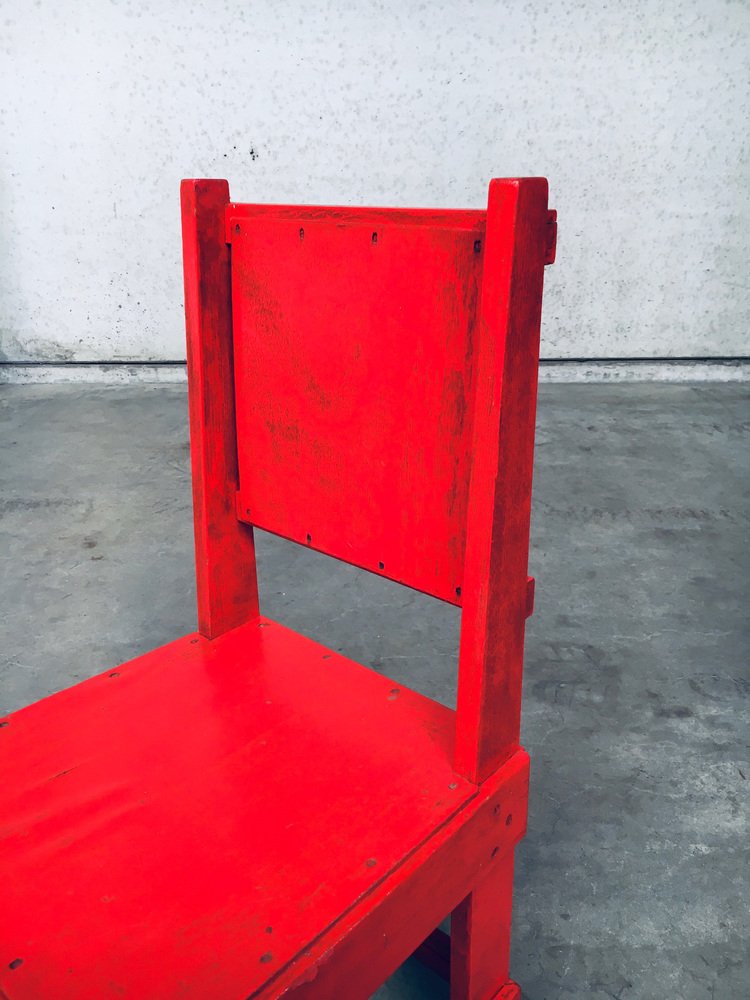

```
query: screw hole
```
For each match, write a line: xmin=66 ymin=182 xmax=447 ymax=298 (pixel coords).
xmin=365 ymin=857 xmax=377 ymax=867
xmin=474 ymin=239 xmax=481 ymax=253
xmin=260 ymin=952 xmax=273 ymax=964
xmin=506 ymin=813 xmax=513 ymax=826
xmin=299 ymin=227 xmax=304 ymax=240
xmin=371 ymin=232 xmax=378 ymax=244
xmin=491 ymin=845 xmax=499 ymax=858
xmin=108 ymin=672 xmax=120 ymax=679
xmin=190 ymin=638 xmax=199 ymax=644
xmin=246 ymin=508 xmax=251 ymax=516
xmin=493 ymin=803 xmax=501 ymax=816
xmin=234 ymin=223 xmax=241 ymax=234
xmin=378 ymin=561 xmax=384 ymax=570
xmin=455 ymin=586 xmax=462 ymax=597
xmin=9 ymin=959 xmax=23 ymax=971
xmin=306 ymin=533 xmax=312 ymax=544
xmin=0 ymin=721 xmax=9 ymax=728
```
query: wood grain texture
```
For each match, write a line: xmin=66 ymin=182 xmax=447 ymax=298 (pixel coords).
xmin=229 ymin=209 xmax=484 ymax=605
xmin=267 ymin=750 xmax=529 ymax=999
xmin=451 ymin=851 xmax=517 ymax=1000
xmin=0 ymin=179 xmax=554 ymax=1000
xmin=455 ymin=178 xmax=551 ymax=783
xmin=0 ymin=619 xmax=478 ymax=1000
xmin=180 ymin=179 xmax=259 ymax=637
xmin=226 ymin=202 xmax=486 ymax=232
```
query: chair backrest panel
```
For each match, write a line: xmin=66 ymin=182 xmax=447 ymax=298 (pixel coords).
xmin=183 ymin=177 xmax=553 ymax=777
xmin=229 ymin=207 xmax=486 ymax=604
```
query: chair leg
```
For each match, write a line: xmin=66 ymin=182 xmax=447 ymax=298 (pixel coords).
xmin=450 ymin=849 xmax=520 ymax=1000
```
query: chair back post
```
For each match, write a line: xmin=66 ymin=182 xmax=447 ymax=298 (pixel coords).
xmin=180 ymin=178 xmax=260 ymax=638
xmin=455 ymin=178 xmax=552 ymax=783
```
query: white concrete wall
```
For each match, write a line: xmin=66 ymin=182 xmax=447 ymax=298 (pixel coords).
xmin=1 ymin=0 xmax=748 ymax=363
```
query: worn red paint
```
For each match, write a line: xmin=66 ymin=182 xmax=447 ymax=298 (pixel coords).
xmin=0 ymin=177 xmax=554 ymax=999
xmin=230 ymin=208 xmax=483 ymax=606
xmin=182 ymin=178 xmax=260 ymax=638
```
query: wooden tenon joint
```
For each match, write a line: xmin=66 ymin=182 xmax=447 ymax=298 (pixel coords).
xmin=525 ymin=576 xmax=535 ymax=619
xmin=544 ymin=209 xmax=558 ymax=265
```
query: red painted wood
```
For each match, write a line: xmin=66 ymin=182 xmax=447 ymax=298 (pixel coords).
xmin=229 ymin=208 xmax=484 ymax=605
xmin=525 ymin=575 xmax=536 ymax=618
xmin=451 ymin=851 xmax=516 ymax=1000
xmin=0 ymin=620 xmax=476 ymax=1000
xmin=0 ymin=178 xmax=554 ymax=999
xmin=226 ymin=202 xmax=486 ymax=233
xmin=455 ymin=178 xmax=551 ymax=783
xmin=265 ymin=751 xmax=529 ymax=999
xmin=412 ymin=924 xmax=521 ymax=1000
xmin=493 ymin=985 xmax=522 ymax=1000
xmin=181 ymin=179 xmax=260 ymax=637
xmin=544 ymin=209 xmax=558 ymax=265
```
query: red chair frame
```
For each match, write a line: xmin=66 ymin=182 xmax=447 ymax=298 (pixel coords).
xmin=0 ymin=178 xmax=555 ymax=1000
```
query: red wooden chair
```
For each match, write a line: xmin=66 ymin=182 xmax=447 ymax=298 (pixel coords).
xmin=0 ymin=177 xmax=556 ymax=999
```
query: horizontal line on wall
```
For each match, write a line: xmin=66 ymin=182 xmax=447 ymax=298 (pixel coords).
xmin=541 ymin=356 xmax=750 ymax=365
xmin=2 ymin=356 xmax=749 ymax=367
xmin=0 ymin=363 xmax=189 ymax=385
xmin=0 ymin=359 xmax=748 ymax=385
xmin=1 ymin=359 xmax=188 ymax=367
xmin=537 ymin=359 xmax=749 ymax=384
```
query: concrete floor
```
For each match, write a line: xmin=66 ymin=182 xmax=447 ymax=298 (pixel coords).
xmin=1 ymin=382 xmax=748 ymax=999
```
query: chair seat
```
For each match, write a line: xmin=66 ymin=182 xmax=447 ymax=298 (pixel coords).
xmin=0 ymin=618 xmax=477 ymax=1000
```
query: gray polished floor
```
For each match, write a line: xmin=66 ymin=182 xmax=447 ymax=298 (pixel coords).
xmin=1 ymin=382 xmax=748 ymax=999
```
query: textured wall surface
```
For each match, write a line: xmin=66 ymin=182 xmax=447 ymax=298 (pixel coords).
xmin=1 ymin=0 xmax=748 ymax=362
